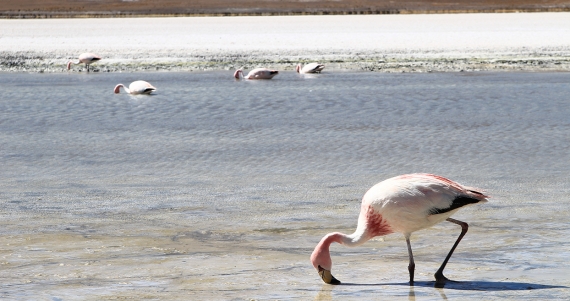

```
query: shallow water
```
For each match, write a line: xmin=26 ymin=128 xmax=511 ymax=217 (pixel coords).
xmin=1 ymin=70 xmax=569 ymax=300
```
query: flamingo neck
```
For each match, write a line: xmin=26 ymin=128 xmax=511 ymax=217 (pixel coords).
xmin=311 ymin=206 xmax=392 ymax=272
xmin=340 ymin=230 xmax=371 ymax=247
xmin=114 ymin=84 xmax=129 ymax=94
xmin=316 ymin=206 xmax=393 ymax=251
xmin=324 ymin=230 xmax=371 ymax=249
xmin=311 ymin=233 xmax=339 ymax=270
xmin=67 ymin=60 xmax=83 ymax=69
xmin=311 ymin=231 xmax=370 ymax=271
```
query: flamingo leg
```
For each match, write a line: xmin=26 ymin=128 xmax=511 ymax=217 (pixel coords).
xmin=434 ymin=217 xmax=468 ymax=286
xmin=405 ymin=235 xmax=415 ymax=285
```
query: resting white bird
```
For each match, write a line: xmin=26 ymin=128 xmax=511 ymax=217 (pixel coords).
xmin=113 ymin=80 xmax=156 ymax=95
xmin=234 ymin=68 xmax=279 ymax=80
xmin=296 ymin=63 xmax=325 ymax=74
xmin=67 ymin=53 xmax=101 ymax=72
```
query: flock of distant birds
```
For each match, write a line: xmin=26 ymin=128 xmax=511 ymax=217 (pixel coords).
xmin=67 ymin=52 xmax=490 ymax=287
xmin=66 ymin=52 xmax=325 ymax=95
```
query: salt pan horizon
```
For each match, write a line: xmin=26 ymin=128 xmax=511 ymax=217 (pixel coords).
xmin=1 ymin=12 xmax=570 ymax=72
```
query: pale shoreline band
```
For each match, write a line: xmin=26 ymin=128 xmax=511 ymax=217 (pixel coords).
xmin=1 ymin=12 xmax=570 ymax=73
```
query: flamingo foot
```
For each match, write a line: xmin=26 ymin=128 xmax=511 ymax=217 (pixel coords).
xmin=408 ymin=262 xmax=415 ymax=286
xmin=318 ymin=266 xmax=341 ymax=285
xmin=434 ymin=272 xmax=459 ymax=288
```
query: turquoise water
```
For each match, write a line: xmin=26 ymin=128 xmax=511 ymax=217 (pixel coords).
xmin=1 ymin=71 xmax=569 ymax=300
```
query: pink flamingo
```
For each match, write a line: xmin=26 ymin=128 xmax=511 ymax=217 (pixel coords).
xmin=67 ymin=53 xmax=101 ymax=72
xmin=114 ymin=80 xmax=156 ymax=95
xmin=310 ymin=173 xmax=489 ymax=286
xmin=296 ymin=63 xmax=325 ymax=74
xmin=234 ymin=68 xmax=278 ymax=80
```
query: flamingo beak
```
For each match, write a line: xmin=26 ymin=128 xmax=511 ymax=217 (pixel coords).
xmin=318 ymin=266 xmax=341 ymax=285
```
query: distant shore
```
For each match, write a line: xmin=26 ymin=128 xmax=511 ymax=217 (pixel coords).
xmin=1 ymin=13 xmax=570 ymax=73
xmin=2 ymin=7 xmax=570 ymax=19
xmin=2 ymin=0 xmax=570 ymax=19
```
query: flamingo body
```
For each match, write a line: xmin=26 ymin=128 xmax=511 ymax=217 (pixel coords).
xmin=296 ymin=63 xmax=325 ymax=74
xmin=114 ymin=80 xmax=156 ymax=95
xmin=364 ymin=174 xmax=484 ymax=234
xmin=67 ymin=53 xmax=101 ymax=72
xmin=310 ymin=173 xmax=488 ymax=286
xmin=234 ymin=68 xmax=278 ymax=80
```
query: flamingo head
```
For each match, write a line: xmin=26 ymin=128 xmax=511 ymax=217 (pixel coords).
xmin=113 ymin=84 xmax=123 ymax=94
xmin=233 ymin=69 xmax=243 ymax=79
xmin=296 ymin=64 xmax=301 ymax=73
xmin=310 ymin=233 xmax=341 ymax=285
xmin=66 ymin=61 xmax=72 ymax=70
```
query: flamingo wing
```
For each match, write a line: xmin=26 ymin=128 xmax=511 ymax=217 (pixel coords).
xmin=363 ymin=173 xmax=487 ymax=233
xmin=428 ymin=196 xmax=482 ymax=215
xmin=302 ymin=63 xmax=325 ymax=73
xmin=78 ymin=53 xmax=101 ymax=64
xmin=247 ymin=68 xmax=278 ymax=79
xmin=129 ymin=80 xmax=156 ymax=94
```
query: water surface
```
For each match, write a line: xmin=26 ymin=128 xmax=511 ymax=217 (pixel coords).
xmin=1 ymin=71 xmax=569 ymax=300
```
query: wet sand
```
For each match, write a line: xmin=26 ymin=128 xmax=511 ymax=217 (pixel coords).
xmin=1 ymin=13 xmax=570 ymax=73
xmin=2 ymin=173 xmax=569 ymax=300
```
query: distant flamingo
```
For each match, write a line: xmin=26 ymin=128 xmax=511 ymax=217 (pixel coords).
xmin=114 ymin=80 xmax=156 ymax=95
xmin=310 ymin=173 xmax=488 ymax=286
xmin=234 ymin=68 xmax=278 ymax=80
xmin=67 ymin=53 xmax=101 ymax=72
xmin=296 ymin=63 xmax=325 ymax=74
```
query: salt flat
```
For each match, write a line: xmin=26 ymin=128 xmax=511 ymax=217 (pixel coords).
xmin=1 ymin=13 xmax=570 ymax=72
xmin=2 ymin=13 xmax=570 ymax=301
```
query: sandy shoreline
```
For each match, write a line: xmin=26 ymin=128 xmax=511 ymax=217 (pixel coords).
xmin=1 ymin=13 xmax=570 ymax=73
